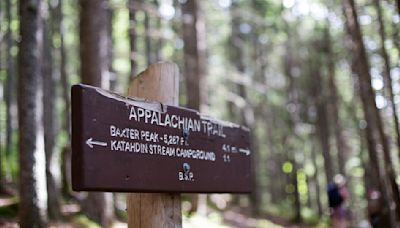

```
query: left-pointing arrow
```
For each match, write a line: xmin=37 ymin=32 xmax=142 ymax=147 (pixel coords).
xmin=86 ymin=138 xmax=107 ymax=148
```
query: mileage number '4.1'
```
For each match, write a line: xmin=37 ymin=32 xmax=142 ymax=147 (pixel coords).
xmin=222 ymin=144 xmax=237 ymax=163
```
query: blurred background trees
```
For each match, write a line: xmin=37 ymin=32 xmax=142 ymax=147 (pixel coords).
xmin=0 ymin=0 xmax=400 ymax=227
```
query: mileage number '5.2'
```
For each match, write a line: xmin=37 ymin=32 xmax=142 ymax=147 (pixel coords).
xmin=162 ymin=134 xmax=184 ymax=146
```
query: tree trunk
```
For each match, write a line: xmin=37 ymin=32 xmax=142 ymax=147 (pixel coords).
xmin=80 ymin=0 xmax=109 ymax=88
xmin=143 ymin=0 xmax=152 ymax=65
xmin=373 ymin=0 xmax=400 ymax=164
xmin=181 ymin=0 xmax=208 ymax=215
xmin=393 ymin=21 xmax=400 ymax=62
xmin=280 ymin=11 xmax=307 ymax=218
xmin=342 ymin=0 xmax=400 ymax=225
xmin=107 ymin=4 xmax=116 ymax=91
xmin=52 ymin=0 xmax=72 ymax=198
xmin=0 ymin=2 xmax=3 ymax=189
xmin=363 ymin=123 xmax=394 ymax=226
xmin=18 ymin=0 xmax=48 ymax=226
xmin=80 ymin=0 xmax=114 ymax=226
xmin=153 ymin=0 xmax=162 ymax=61
xmin=352 ymin=105 xmax=392 ymax=227
xmin=230 ymin=0 xmax=260 ymax=216
xmin=315 ymin=93 xmax=334 ymax=183
xmin=128 ymin=0 xmax=138 ymax=81
xmin=42 ymin=5 xmax=61 ymax=220
xmin=264 ymin=108 xmax=280 ymax=205
xmin=313 ymin=61 xmax=334 ymax=183
xmin=181 ymin=0 xmax=206 ymax=111
xmin=324 ymin=27 xmax=348 ymax=176
xmin=292 ymin=159 xmax=301 ymax=223
xmin=311 ymin=142 xmax=323 ymax=217
xmin=5 ymin=0 xmax=16 ymax=182
xmin=282 ymin=34 xmax=302 ymax=222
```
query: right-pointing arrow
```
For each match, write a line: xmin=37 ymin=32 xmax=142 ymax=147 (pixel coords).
xmin=86 ymin=138 xmax=107 ymax=148
xmin=239 ymin=148 xmax=250 ymax=155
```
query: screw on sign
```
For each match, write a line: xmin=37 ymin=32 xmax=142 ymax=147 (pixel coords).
xmin=71 ymin=84 xmax=252 ymax=193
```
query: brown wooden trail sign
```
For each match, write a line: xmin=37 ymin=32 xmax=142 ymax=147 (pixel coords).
xmin=71 ymin=84 xmax=252 ymax=193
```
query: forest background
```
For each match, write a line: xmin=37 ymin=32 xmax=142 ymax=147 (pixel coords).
xmin=1 ymin=0 xmax=400 ymax=227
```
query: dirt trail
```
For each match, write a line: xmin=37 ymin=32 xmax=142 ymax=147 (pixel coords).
xmin=223 ymin=207 xmax=309 ymax=228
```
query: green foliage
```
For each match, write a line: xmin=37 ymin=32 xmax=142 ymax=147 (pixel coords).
xmin=0 ymin=199 xmax=18 ymax=218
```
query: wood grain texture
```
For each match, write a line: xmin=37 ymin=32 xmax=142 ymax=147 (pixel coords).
xmin=128 ymin=62 xmax=179 ymax=105
xmin=127 ymin=62 xmax=182 ymax=228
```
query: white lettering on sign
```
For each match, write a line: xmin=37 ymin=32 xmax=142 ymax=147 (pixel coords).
xmin=222 ymin=144 xmax=250 ymax=155
xmin=140 ymin=130 xmax=159 ymax=142
xmin=86 ymin=105 xmax=249 ymax=164
xmin=105 ymin=123 xmax=219 ymax=162
xmin=129 ymin=106 xmax=225 ymax=136
xmin=110 ymin=140 xmax=149 ymax=153
xmin=178 ymin=171 xmax=194 ymax=181
xmin=109 ymin=138 xmax=216 ymax=162
xmin=178 ymin=163 xmax=195 ymax=182
xmin=220 ymin=144 xmax=251 ymax=163
xmin=110 ymin=125 xmax=140 ymax=140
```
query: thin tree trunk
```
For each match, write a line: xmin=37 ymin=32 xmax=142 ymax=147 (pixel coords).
xmin=305 ymin=173 xmax=312 ymax=209
xmin=308 ymin=52 xmax=335 ymax=184
xmin=373 ymin=0 xmax=400 ymax=163
xmin=181 ymin=0 xmax=208 ymax=215
xmin=5 ymin=0 xmax=16 ymax=182
xmin=324 ymin=27 xmax=348 ymax=176
xmin=282 ymin=30 xmax=303 ymax=221
xmin=342 ymin=0 xmax=400 ymax=225
xmin=364 ymin=123 xmax=394 ymax=226
xmin=153 ymin=0 xmax=162 ymax=61
xmin=18 ymin=0 xmax=48 ymax=226
xmin=143 ymin=0 xmax=152 ymax=65
xmin=292 ymin=159 xmax=301 ymax=223
xmin=196 ymin=0 xmax=207 ymax=112
xmin=393 ymin=21 xmax=400 ymax=62
xmin=0 ymin=1 xmax=3 ymax=188
xmin=80 ymin=0 xmax=109 ymax=88
xmin=53 ymin=0 xmax=72 ymax=198
xmin=315 ymin=90 xmax=334 ymax=183
xmin=181 ymin=0 xmax=206 ymax=111
xmin=80 ymin=0 xmax=114 ymax=226
xmin=349 ymin=101 xmax=391 ymax=227
xmin=107 ymin=4 xmax=116 ymax=91
xmin=311 ymin=142 xmax=323 ymax=217
xmin=264 ymin=108 xmax=280 ymax=205
xmin=42 ymin=5 xmax=61 ymax=220
xmin=128 ymin=0 xmax=138 ymax=81
xmin=281 ymin=20 xmax=303 ymax=220
xmin=348 ymin=86 xmax=393 ymax=226
xmin=230 ymin=1 xmax=260 ymax=216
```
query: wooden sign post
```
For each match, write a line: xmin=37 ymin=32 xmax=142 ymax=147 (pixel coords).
xmin=71 ymin=62 xmax=252 ymax=227
xmin=127 ymin=62 xmax=181 ymax=228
